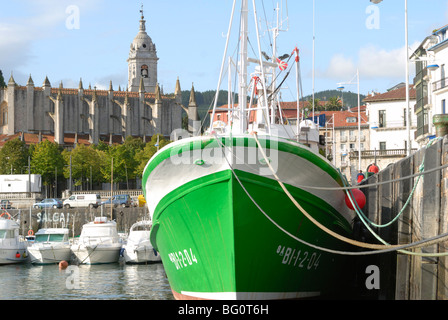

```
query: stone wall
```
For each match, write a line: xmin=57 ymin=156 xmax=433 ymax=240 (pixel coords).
xmin=11 ymin=206 xmax=149 ymax=238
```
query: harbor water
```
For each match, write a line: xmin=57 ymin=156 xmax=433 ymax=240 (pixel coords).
xmin=0 ymin=261 xmax=174 ymax=300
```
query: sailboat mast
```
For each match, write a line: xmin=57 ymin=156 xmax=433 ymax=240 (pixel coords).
xmin=238 ymin=0 xmax=249 ymax=134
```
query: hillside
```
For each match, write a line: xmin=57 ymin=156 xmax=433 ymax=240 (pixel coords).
xmin=178 ymin=89 xmax=366 ymax=129
xmin=303 ymin=90 xmax=366 ymax=109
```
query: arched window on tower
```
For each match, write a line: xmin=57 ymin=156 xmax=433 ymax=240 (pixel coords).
xmin=0 ymin=102 xmax=7 ymax=126
xmin=141 ymin=65 xmax=149 ymax=78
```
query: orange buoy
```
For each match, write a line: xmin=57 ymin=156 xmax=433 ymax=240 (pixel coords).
xmin=345 ymin=189 xmax=366 ymax=210
xmin=59 ymin=260 xmax=69 ymax=269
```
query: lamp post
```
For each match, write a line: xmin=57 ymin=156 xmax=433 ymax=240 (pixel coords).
xmin=337 ymin=68 xmax=362 ymax=171
xmin=370 ymin=0 xmax=411 ymax=156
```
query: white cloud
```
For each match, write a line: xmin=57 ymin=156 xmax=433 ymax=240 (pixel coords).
xmin=358 ymin=45 xmax=406 ymax=79
xmin=0 ymin=0 xmax=103 ymax=79
xmin=316 ymin=54 xmax=356 ymax=80
xmin=317 ymin=41 xmax=420 ymax=81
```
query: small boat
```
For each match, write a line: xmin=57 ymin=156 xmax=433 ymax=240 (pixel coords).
xmin=27 ymin=228 xmax=71 ymax=265
xmin=122 ymin=221 xmax=161 ymax=264
xmin=0 ymin=212 xmax=28 ymax=265
xmin=71 ymin=217 xmax=122 ymax=264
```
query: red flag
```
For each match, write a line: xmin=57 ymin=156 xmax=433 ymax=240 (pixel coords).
xmin=276 ymin=58 xmax=288 ymax=71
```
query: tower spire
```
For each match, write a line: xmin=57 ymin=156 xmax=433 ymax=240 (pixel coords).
xmin=139 ymin=4 xmax=146 ymax=32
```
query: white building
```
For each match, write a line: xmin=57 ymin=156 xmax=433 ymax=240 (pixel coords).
xmin=363 ymin=85 xmax=418 ymax=170
xmin=411 ymin=25 xmax=448 ymax=146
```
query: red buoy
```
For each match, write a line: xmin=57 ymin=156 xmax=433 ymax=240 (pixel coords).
xmin=345 ymin=189 xmax=366 ymax=210
xmin=59 ymin=260 xmax=69 ymax=269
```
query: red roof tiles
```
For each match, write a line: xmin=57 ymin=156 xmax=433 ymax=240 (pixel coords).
xmin=363 ymin=85 xmax=416 ymax=102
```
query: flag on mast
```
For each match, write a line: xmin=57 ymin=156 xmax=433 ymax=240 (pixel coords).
xmin=276 ymin=58 xmax=288 ymax=71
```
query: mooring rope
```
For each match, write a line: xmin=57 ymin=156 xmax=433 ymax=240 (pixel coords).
xmin=250 ymin=133 xmax=440 ymax=250
xmin=213 ymin=133 xmax=448 ymax=256
xmin=341 ymin=138 xmax=448 ymax=257
xmin=346 ymin=138 xmax=438 ymax=229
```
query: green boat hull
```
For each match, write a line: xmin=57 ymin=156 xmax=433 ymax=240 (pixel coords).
xmin=150 ymin=168 xmax=354 ymax=300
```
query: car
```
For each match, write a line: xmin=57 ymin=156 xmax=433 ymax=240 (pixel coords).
xmin=63 ymin=194 xmax=101 ymax=209
xmin=0 ymin=200 xmax=12 ymax=210
xmin=101 ymin=194 xmax=132 ymax=208
xmin=33 ymin=198 xmax=63 ymax=209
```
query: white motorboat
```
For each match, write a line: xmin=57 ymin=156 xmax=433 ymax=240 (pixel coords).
xmin=0 ymin=212 xmax=28 ymax=265
xmin=122 ymin=221 xmax=161 ymax=264
xmin=71 ymin=217 xmax=122 ymax=264
xmin=27 ymin=228 xmax=71 ymax=265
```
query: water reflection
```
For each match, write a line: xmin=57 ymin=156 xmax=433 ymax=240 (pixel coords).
xmin=0 ymin=262 xmax=174 ymax=300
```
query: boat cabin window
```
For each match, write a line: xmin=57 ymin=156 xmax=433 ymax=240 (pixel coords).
xmin=35 ymin=233 xmax=67 ymax=242
xmin=0 ymin=229 xmax=14 ymax=239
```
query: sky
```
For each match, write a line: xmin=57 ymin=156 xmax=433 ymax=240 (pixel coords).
xmin=1 ymin=0 xmax=448 ymax=103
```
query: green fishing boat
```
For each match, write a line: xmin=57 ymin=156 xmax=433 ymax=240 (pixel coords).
xmin=143 ymin=0 xmax=355 ymax=300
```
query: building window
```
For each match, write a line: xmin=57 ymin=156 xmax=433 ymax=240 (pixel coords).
xmin=0 ymin=103 xmax=7 ymax=126
xmin=346 ymin=117 xmax=356 ymax=123
xmin=442 ymin=64 xmax=446 ymax=89
xmin=403 ymin=108 xmax=407 ymax=126
xmin=443 ymin=99 xmax=446 ymax=114
xmin=379 ymin=142 xmax=386 ymax=150
xmin=379 ymin=110 xmax=386 ymax=128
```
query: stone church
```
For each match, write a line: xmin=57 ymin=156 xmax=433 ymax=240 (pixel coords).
xmin=0 ymin=9 xmax=187 ymax=147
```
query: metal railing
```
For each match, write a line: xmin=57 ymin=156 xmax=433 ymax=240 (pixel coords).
xmin=349 ymin=148 xmax=417 ymax=158
xmin=433 ymin=77 xmax=448 ymax=91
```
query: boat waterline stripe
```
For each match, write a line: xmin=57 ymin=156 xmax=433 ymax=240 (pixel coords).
xmin=180 ymin=291 xmax=321 ymax=300
xmin=142 ymin=135 xmax=343 ymax=199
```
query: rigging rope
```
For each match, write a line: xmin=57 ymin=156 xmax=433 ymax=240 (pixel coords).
xmin=213 ymin=133 xmax=448 ymax=256
xmin=342 ymin=138 xmax=448 ymax=256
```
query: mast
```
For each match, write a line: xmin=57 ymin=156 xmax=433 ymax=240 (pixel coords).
xmin=271 ymin=2 xmax=279 ymax=125
xmin=210 ymin=0 xmax=236 ymax=134
xmin=238 ymin=0 xmax=249 ymax=134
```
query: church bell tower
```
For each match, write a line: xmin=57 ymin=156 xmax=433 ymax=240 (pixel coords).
xmin=127 ymin=6 xmax=158 ymax=92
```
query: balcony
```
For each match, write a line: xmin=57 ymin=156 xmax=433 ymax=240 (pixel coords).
xmin=433 ymin=77 xmax=448 ymax=92
xmin=414 ymin=124 xmax=429 ymax=140
xmin=349 ymin=149 xmax=417 ymax=159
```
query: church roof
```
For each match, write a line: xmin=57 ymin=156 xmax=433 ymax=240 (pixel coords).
xmin=11 ymin=84 xmax=176 ymax=100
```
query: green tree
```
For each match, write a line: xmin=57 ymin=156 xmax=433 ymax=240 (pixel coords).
xmin=326 ymin=96 xmax=342 ymax=111
xmin=62 ymin=144 xmax=105 ymax=189
xmin=31 ymin=140 xmax=65 ymax=192
xmin=0 ymin=70 xmax=6 ymax=88
xmin=135 ymin=134 xmax=170 ymax=177
xmin=0 ymin=138 xmax=30 ymax=174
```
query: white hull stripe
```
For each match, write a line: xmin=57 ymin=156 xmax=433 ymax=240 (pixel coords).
xmin=180 ymin=291 xmax=321 ymax=300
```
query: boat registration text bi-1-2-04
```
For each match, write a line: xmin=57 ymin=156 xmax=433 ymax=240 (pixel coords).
xmin=168 ymin=248 xmax=198 ymax=270
xmin=277 ymin=245 xmax=322 ymax=270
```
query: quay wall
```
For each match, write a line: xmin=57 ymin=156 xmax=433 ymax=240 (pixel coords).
xmin=8 ymin=206 xmax=149 ymax=237
xmin=358 ymin=136 xmax=448 ymax=300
